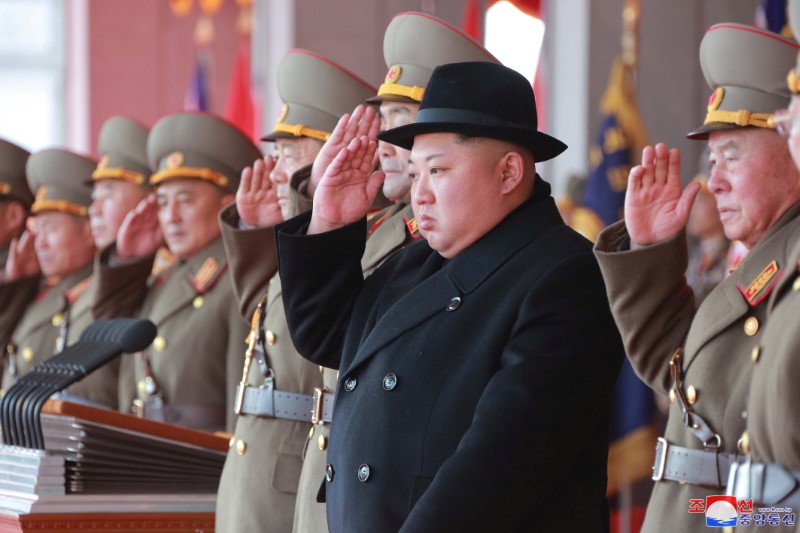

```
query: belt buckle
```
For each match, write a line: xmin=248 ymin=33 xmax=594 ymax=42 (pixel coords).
xmin=311 ymin=387 xmax=324 ymax=425
xmin=653 ymin=437 xmax=669 ymax=481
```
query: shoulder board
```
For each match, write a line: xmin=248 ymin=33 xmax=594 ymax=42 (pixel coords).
xmin=402 ymin=214 xmax=423 ymax=240
xmin=737 ymin=259 xmax=782 ymax=306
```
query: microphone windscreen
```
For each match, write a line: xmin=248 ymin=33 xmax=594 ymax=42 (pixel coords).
xmin=79 ymin=318 xmax=157 ymax=352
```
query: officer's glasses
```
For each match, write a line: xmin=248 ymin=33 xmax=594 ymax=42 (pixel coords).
xmin=771 ymin=108 xmax=797 ymax=139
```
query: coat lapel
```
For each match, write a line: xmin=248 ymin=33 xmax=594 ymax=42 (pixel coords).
xmin=148 ymin=238 xmax=228 ymax=326
xmin=347 ymin=183 xmax=564 ymax=372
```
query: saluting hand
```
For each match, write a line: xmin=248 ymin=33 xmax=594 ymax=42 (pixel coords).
xmin=117 ymin=194 xmax=164 ymax=259
xmin=5 ymin=230 xmax=40 ymax=281
xmin=237 ymin=157 xmax=282 ymax=228
xmin=309 ymin=104 xmax=381 ymax=198
xmin=308 ymin=136 xmax=385 ymax=235
xmin=625 ymin=143 xmax=701 ymax=247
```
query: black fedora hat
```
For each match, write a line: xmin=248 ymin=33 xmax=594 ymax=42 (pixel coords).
xmin=377 ymin=61 xmax=567 ymax=162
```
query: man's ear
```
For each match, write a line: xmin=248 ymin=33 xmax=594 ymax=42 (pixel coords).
xmin=4 ymin=201 xmax=26 ymax=231
xmin=498 ymin=151 xmax=526 ymax=195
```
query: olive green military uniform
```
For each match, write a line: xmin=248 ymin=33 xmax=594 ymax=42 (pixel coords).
xmin=93 ymin=113 xmax=261 ymax=433
xmin=0 ymin=149 xmax=109 ymax=405
xmin=215 ymin=49 xmax=376 ymax=533
xmin=595 ymin=24 xmax=800 ymax=533
xmin=0 ymin=138 xmax=33 ymax=273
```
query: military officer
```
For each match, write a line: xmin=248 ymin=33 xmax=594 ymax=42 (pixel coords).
xmin=93 ymin=112 xmax=259 ymax=432
xmin=594 ymin=24 xmax=800 ymax=532
xmin=215 ymin=49 xmax=375 ymax=533
xmin=0 ymin=138 xmax=33 ymax=272
xmin=0 ymin=149 xmax=96 ymax=396
xmin=726 ymin=0 xmax=800 ymax=519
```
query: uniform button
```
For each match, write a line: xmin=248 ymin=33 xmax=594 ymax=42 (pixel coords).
xmin=326 ymin=464 xmax=334 ymax=482
xmin=686 ymin=385 xmax=698 ymax=405
xmin=344 ymin=377 xmax=358 ymax=392
xmin=446 ymin=297 xmax=462 ymax=311
xmin=51 ymin=312 xmax=63 ymax=327
xmin=751 ymin=345 xmax=761 ymax=363
xmin=357 ymin=464 xmax=371 ymax=482
xmin=236 ymin=439 xmax=247 ymax=455
xmin=266 ymin=330 xmax=276 ymax=346
xmin=382 ymin=373 xmax=397 ymax=391
xmin=192 ymin=295 xmax=204 ymax=309
xmin=137 ymin=379 xmax=147 ymax=396
xmin=229 ymin=436 xmax=235 ymax=448
xmin=318 ymin=434 xmax=328 ymax=450
xmin=668 ymin=388 xmax=676 ymax=403
xmin=793 ymin=276 xmax=800 ymax=292
xmin=738 ymin=431 xmax=750 ymax=454
xmin=744 ymin=316 xmax=759 ymax=336
xmin=152 ymin=336 xmax=167 ymax=352
xmin=308 ymin=426 xmax=315 ymax=439
xmin=319 ymin=365 xmax=324 ymax=374
xmin=22 ymin=346 xmax=33 ymax=363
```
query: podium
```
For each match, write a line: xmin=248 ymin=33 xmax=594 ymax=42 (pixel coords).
xmin=0 ymin=400 xmax=228 ymax=532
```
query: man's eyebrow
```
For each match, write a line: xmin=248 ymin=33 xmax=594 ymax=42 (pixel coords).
xmin=408 ymin=152 xmax=445 ymax=167
xmin=708 ymin=140 xmax=738 ymax=155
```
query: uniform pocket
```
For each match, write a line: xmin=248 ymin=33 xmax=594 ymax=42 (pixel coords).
xmin=407 ymin=474 xmax=434 ymax=511
xmin=271 ymin=452 xmax=303 ymax=494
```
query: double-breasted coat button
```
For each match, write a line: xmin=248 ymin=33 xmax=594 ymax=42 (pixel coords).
xmin=326 ymin=464 xmax=334 ymax=482
xmin=266 ymin=330 xmax=276 ymax=346
xmin=744 ymin=316 xmax=759 ymax=336
xmin=51 ymin=312 xmax=63 ymax=327
xmin=751 ymin=345 xmax=761 ymax=363
xmin=686 ymin=385 xmax=698 ymax=405
xmin=344 ymin=377 xmax=358 ymax=392
xmin=358 ymin=464 xmax=370 ymax=482
xmin=318 ymin=434 xmax=328 ymax=450
xmin=192 ymin=295 xmax=204 ymax=309
xmin=446 ymin=297 xmax=462 ymax=311
xmin=383 ymin=373 xmax=397 ymax=391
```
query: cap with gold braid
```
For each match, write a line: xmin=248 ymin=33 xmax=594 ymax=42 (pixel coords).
xmin=0 ymin=138 xmax=33 ymax=208
xmin=367 ymin=11 xmax=499 ymax=105
xmin=787 ymin=0 xmax=800 ymax=93
xmin=26 ymin=149 xmax=95 ymax=217
xmin=261 ymin=49 xmax=376 ymax=142
xmin=148 ymin=113 xmax=262 ymax=194
xmin=687 ymin=23 xmax=799 ymax=140
xmin=92 ymin=116 xmax=151 ymax=186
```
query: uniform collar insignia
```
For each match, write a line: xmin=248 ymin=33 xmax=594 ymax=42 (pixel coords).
xmin=402 ymin=214 xmax=423 ymax=239
xmin=187 ymin=256 xmax=227 ymax=294
xmin=737 ymin=259 xmax=782 ymax=306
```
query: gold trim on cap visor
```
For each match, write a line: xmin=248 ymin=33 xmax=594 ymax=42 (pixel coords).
xmin=704 ymin=109 xmax=775 ymax=129
xmin=377 ymin=83 xmax=425 ymax=103
xmin=788 ymin=69 xmax=800 ymax=94
xmin=271 ymin=122 xmax=330 ymax=142
xmin=31 ymin=199 xmax=88 ymax=217
xmin=150 ymin=167 xmax=229 ymax=189
xmin=92 ymin=168 xmax=147 ymax=185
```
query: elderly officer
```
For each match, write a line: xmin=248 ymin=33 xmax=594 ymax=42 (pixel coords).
xmin=93 ymin=112 xmax=259 ymax=431
xmin=277 ymin=61 xmax=624 ymax=532
xmin=215 ymin=49 xmax=375 ymax=533
xmin=0 ymin=138 xmax=33 ymax=272
xmin=726 ymin=1 xmax=800 ymax=517
xmin=0 ymin=150 xmax=96 ymax=396
xmin=594 ymin=24 xmax=800 ymax=532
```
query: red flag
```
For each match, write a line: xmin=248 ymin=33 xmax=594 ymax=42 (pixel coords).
xmin=224 ymin=39 xmax=255 ymax=139
xmin=462 ymin=0 xmax=483 ymax=42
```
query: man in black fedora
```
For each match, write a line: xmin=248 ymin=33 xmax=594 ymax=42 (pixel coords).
xmin=276 ymin=61 xmax=624 ymax=532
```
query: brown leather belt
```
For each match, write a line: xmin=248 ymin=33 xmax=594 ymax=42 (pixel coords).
xmin=652 ymin=437 xmax=735 ymax=488
xmin=728 ymin=460 xmax=800 ymax=507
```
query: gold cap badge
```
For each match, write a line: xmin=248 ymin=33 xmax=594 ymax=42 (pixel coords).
xmin=385 ymin=65 xmax=402 ymax=84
